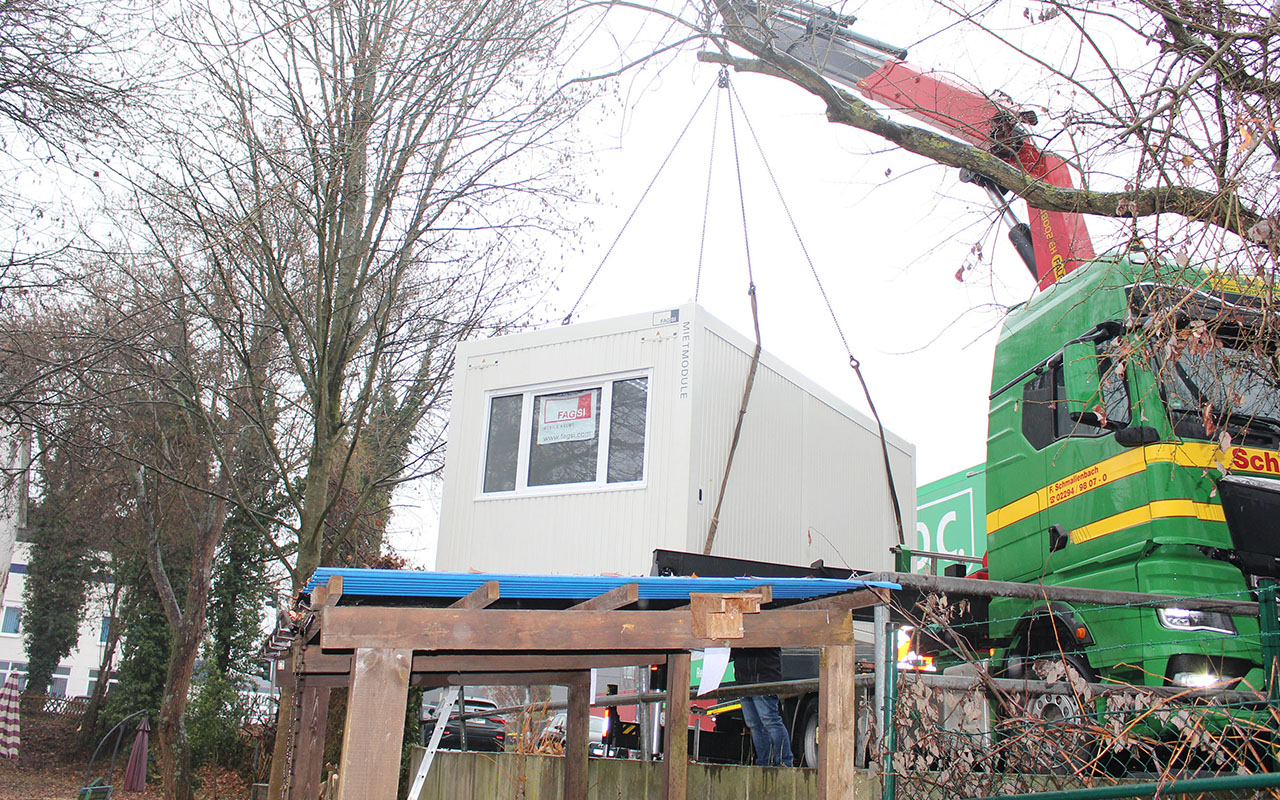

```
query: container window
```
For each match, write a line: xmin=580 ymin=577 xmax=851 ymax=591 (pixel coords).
xmin=482 ymin=394 xmax=522 ymax=492
xmin=528 ymin=388 xmax=602 ymax=487
xmin=608 ymin=378 xmax=648 ymax=482
xmin=480 ymin=374 xmax=649 ymax=494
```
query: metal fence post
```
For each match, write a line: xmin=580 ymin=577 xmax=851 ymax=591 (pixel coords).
xmin=873 ymin=603 xmax=888 ymax=738
xmin=875 ymin=601 xmax=896 ymax=798
xmin=882 ymin=616 xmax=897 ymax=800
xmin=1260 ymin=578 xmax=1279 ymax=703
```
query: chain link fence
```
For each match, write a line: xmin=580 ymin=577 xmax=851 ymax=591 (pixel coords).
xmin=872 ymin=585 xmax=1280 ymax=800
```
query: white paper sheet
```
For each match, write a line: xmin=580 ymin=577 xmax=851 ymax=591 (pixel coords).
xmin=696 ymin=647 xmax=731 ymax=696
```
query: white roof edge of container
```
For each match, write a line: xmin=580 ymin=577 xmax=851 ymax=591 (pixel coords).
xmin=456 ymin=303 xmax=915 ymax=456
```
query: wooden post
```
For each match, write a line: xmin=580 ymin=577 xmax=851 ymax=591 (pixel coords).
xmin=335 ymin=648 xmax=412 ymax=800
xmin=564 ymin=676 xmax=591 ymax=800
xmin=291 ymin=684 xmax=331 ymax=800
xmin=817 ymin=645 xmax=857 ymax=800
xmin=662 ymin=653 xmax=691 ymax=800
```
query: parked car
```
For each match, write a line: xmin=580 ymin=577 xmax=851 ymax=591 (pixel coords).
xmin=540 ymin=712 xmax=608 ymax=756
xmin=419 ymin=697 xmax=507 ymax=752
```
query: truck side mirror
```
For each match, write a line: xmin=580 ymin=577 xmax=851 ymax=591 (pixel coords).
xmin=1062 ymin=341 xmax=1102 ymax=419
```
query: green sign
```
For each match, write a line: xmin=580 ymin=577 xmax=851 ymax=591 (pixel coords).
xmin=914 ymin=464 xmax=986 ymax=573
xmin=690 ymin=652 xmax=735 ymax=687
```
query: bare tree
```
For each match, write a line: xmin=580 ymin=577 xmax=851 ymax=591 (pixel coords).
xmin=0 ymin=0 xmax=150 ymax=311
xmin=153 ymin=0 xmax=589 ymax=591
xmin=0 ymin=0 xmax=132 ymax=142
xmin=7 ymin=255 xmax=279 ymax=799
xmin=127 ymin=0 xmax=595 ymax=792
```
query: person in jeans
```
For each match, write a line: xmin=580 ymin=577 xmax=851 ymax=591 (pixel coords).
xmin=734 ymin=647 xmax=794 ymax=766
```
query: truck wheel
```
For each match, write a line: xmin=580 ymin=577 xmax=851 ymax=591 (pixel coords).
xmin=793 ymin=698 xmax=820 ymax=768
xmin=1003 ymin=652 xmax=1097 ymax=775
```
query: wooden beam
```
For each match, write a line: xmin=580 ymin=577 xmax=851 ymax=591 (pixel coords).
xmin=335 ymin=648 xmax=411 ymax=800
xmin=320 ymin=607 xmax=854 ymax=650
xmin=295 ymin=652 xmax=671 ymax=676
xmin=669 ymin=585 xmax=771 ymax=613
xmin=288 ymin=673 xmax=349 ymax=688
xmin=297 ymin=651 xmax=354 ymax=674
xmin=564 ymin=679 xmax=590 ymax=800
xmin=325 ymin=575 xmax=343 ymax=606
xmin=663 ymin=654 xmax=691 ymax=800
xmin=817 ymin=645 xmax=857 ymax=800
xmin=785 ymin=586 xmax=891 ymax=612
xmin=290 ymin=685 xmax=330 ymax=800
xmin=567 ymin=583 xmax=639 ymax=611
xmin=416 ymin=671 xmax=594 ymax=687
xmin=412 ymin=653 xmax=670 ymax=673
xmin=450 ymin=580 xmax=500 ymax=609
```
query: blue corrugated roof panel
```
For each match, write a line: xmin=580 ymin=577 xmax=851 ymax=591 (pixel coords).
xmin=303 ymin=567 xmax=897 ymax=602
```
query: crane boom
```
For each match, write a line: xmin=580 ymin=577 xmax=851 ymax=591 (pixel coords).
xmin=723 ymin=1 xmax=1096 ymax=289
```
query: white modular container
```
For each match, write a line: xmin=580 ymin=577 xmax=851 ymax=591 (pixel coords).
xmin=436 ymin=304 xmax=915 ymax=576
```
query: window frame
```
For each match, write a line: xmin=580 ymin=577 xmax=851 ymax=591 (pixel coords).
xmin=476 ymin=370 xmax=653 ymax=499
xmin=1021 ymin=341 xmax=1133 ymax=451
xmin=0 ymin=605 xmax=21 ymax=636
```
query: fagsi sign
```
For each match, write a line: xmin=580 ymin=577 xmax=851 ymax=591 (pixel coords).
xmin=537 ymin=391 xmax=596 ymax=445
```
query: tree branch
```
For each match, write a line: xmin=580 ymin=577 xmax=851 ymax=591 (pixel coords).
xmin=696 ymin=47 xmax=1263 ymax=238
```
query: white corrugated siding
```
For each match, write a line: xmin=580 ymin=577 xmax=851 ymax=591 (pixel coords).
xmin=686 ymin=329 xmax=805 ymax=564
xmin=688 ymin=324 xmax=914 ymax=572
xmin=800 ymin=395 xmax=915 ymax=572
xmin=437 ymin=317 xmax=693 ymax=576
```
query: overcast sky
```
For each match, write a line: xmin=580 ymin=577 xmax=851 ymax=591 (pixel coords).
xmin=389 ymin=0 xmax=1138 ymax=566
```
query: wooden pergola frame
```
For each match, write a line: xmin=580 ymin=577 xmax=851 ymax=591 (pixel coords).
xmin=278 ymin=574 xmax=889 ymax=800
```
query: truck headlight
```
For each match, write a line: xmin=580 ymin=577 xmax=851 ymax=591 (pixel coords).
xmin=1171 ymin=671 xmax=1221 ymax=688
xmin=1165 ymin=654 xmax=1249 ymax=689
xmin=1156 ymin=607 xmax=1235 ymax=634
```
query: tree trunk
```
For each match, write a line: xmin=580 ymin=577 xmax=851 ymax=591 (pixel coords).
xmin=81 ymin=581 xmax=123 ymax=747
xmin=134 ymin=465 xmax=224 ymax=800
xmin=157 ymin=622 xmax=202 ymax=800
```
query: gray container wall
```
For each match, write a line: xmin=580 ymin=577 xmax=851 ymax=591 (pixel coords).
xmin=435 ymin=305 xmax=914 ymax=576
xmin=686 ymin=326 xmax=913 ymax=572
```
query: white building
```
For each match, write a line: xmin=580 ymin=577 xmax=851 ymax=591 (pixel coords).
xmin=437 ymin=304 xmax=916 ymax=576
xmin=0 ymin=426 xmax=29 ymax=600
xmin=0 ymin=428 xmax=114 ymax=699
xmin=0 ymin=541 xmax=115 ymax=697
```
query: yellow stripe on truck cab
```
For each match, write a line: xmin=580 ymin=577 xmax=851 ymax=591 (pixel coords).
xmin=985 ymin=442 xmax=1249 ymax=536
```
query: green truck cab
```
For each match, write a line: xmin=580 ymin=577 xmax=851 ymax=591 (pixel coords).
xmin=984 ymin=251 xmax=1276 ymax=689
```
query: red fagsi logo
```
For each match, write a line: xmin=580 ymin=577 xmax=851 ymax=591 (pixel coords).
xmin=1231 ymin=447 xmax=1280 ymax=475
xmin=544 ymin=393 xmax=593 ymax=424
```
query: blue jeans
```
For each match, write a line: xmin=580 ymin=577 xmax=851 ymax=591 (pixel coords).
xmin=740 ymin=695 xmax=794 ymax=766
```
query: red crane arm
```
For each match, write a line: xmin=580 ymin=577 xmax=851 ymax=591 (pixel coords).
xmin=726 ymin=2 xmax=1096 ymax=288
xmin=856 ymin=62 xmax=1095 ymax=289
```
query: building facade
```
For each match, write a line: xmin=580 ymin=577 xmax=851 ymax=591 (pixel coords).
xmin=0 ymin=541 xmax=116 ymax=697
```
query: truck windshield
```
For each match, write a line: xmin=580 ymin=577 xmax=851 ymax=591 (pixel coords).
xmin=1158 ymin=331 xmax=1280 ymax=443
